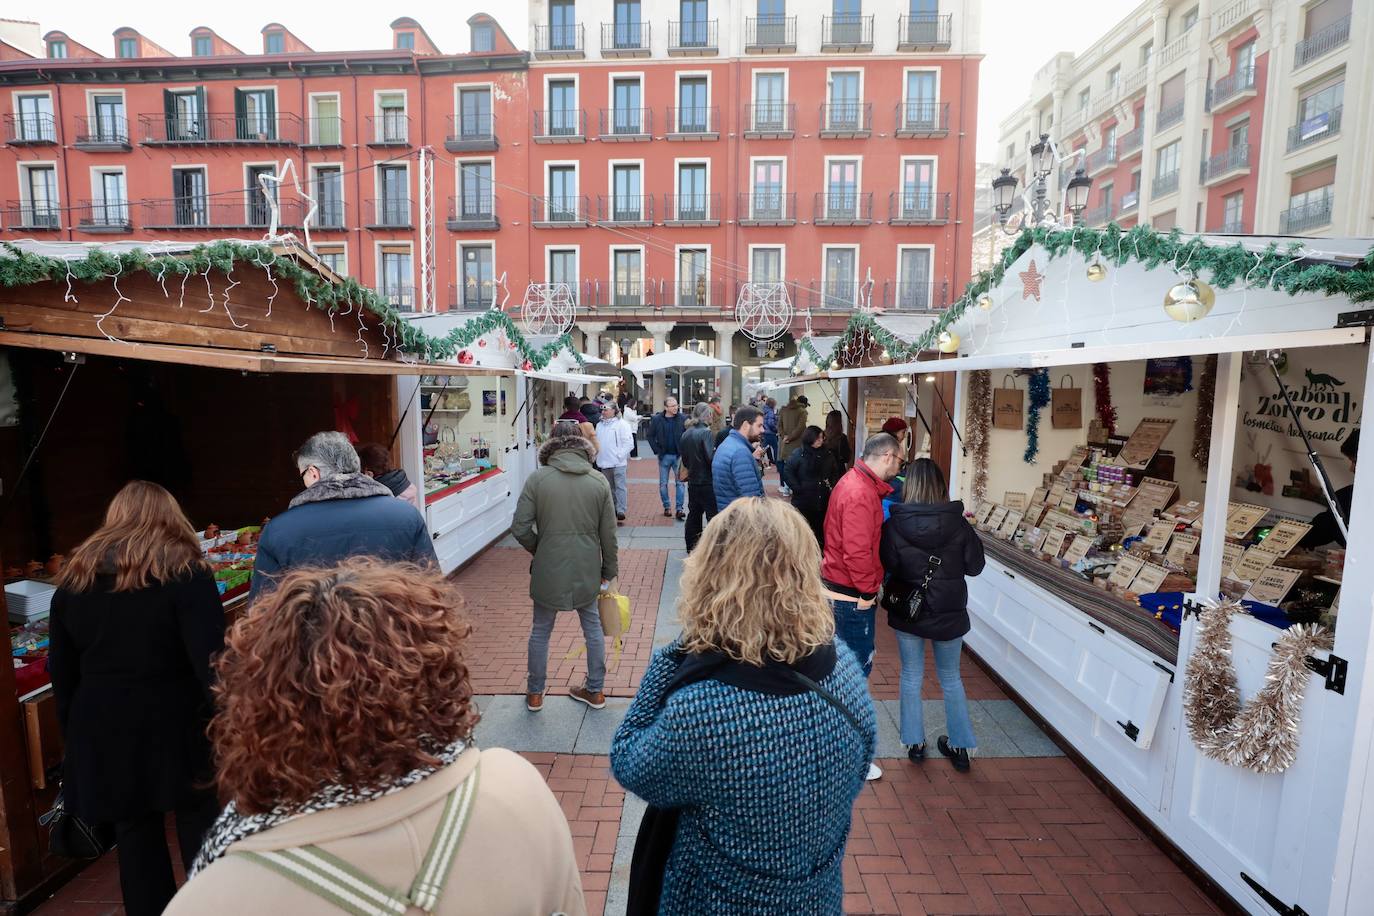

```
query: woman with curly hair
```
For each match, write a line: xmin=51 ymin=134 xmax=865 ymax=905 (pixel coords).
xmin=612 ymin=498 xmax=877 ymax=915
xmin=50 ymin=481 xmax=225 ymax=916
xmin=165 ymin=558 xmax=586 ymax=916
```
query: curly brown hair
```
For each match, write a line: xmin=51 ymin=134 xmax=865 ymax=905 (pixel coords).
xmin=211 ymin=558 xmax=480 ymax=814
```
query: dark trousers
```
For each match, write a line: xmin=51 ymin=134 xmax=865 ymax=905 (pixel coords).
xmin=795 ymin=500 xmax=827 ymax=550
xmin=685 ymin=482 xmax=717 ymax=552
xmin=114 ymin=791 xmax=220 ymax=916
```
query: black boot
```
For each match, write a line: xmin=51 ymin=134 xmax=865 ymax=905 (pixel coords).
xmin=937 ymin=735 xmax=970 ymax=773
xmin=907 ymin=743 xmax=926 ymax=763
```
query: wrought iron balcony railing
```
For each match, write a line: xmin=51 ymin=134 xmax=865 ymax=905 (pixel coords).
xmin=531 ymin=195 xmax=589 ymax=226
xmin=1117 ymin=126 xmax=1144 ymax=157
xmin=663 ymin=192 xmax=719 ymax=224
xmin=1152 ymin=169 xmax=1180 ymax=197
xmin=531 ymin=23 xmax=585 ymax=58
xmin=601 ymin=21 xmax=650 ymax=56
xmin=737 ymin=191 xmax=796 ymax=225
xmin=598 ymin=107 xmax=652 ymax=139
xmin=1294 ymin=15 xmax=1350 ymax=68
xmin=142 ymin=194 xmax=306 ymax=229
xmin=897 ymin=13 xmax=952 ymax=51
xmin=312 ymin=200 xmax=346 ymax=229
xmin=366 ymin=113 xmax=410 ymax=146
xmin=742 ymin=102 xmax=795 ymax=137
xmin=596 ymin=194 xmax=653 ymax=224
xmin=666 ymin=106 xmax=719 ymax=137
xmin=375 ymin=285 xmax=417 ymax=312
xmin=533 ymin=109 xmax=587 ymax=141
xmin=140 ymin=113 xmax=303 ymax=145
xmin=888 ymin=191 xmax=950 ymax=224
xmin=446 ymin=194 xmax=498 ymax=230
xmin=881 ymin=279 xmax=947 ymax=311
xmin=448 ymin=282 xmax=496 ymax=311
xmin=745 ymin=16 xmax=796 ymax=52
xmin=895 ymin=101 xmax=949 ymax=137
xmin=821 ymin=14 xmax=874 ymax=51
xmin=1156 ymin=99 xmax=1185 ymax=131
xmin=819 ymin=101 xmax=871 ymax=137
xmin=668 ymin=19 xmax=717 ymax=54
xmin=3 ymin=201 xmax=61 ymax=229
xmin=1200 ymin=144 xmax=1250 ymax=183
xmin=3 ymin=113 xmax=57 ymax=144
xmin=1206 ymin=65 xmax=1256 ymax=111
xmin=445 ymin=113 xmax=497 ymax=152
xmin=813 ymin=191 xmax=873 ymax=225
xmin=1287 ymin=106 xmax=1341 ymax=152
xmin=1280 ymin=198 xmax=1332 ymax=234
xmin=303 ymin=116 xmax=344 ymax=147
xmin=1086 ymin=145 xmax=1117 ymax=175
xmin=365 ymin=197 xmax=413 ymax=228
xmin=74 ymin=115 xmax=131 ymax=149
xmin=75 ymin=199 xmax=132 ymax=231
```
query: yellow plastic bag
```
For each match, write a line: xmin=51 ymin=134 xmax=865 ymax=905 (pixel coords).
xmin=564 ymin=589 xmax=632 ymax=670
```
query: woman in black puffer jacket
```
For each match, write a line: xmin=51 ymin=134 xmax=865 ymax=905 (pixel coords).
xmin=879 ymin=458 xmax=985 ymax=772
xmin=784 ymin=426 xmax=835 ymax=547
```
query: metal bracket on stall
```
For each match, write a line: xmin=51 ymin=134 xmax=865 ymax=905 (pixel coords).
xmin=1115 ymin=720 xmax=1139 ymax=742
xmin=61 ymin=352 xmax=86 ymax=365
xmin=260 ymin=344 xmax=277 ymax=354
xmin=1334 ymin=308 xmax=1374 ymax=329
xmin=1180 ymin=598 xmax=1207 ymax=622
xmin=1240 ymin=873 xmax=1310 ymax=916
xmin=1269 ymin=644 xmax=1349 ymax=695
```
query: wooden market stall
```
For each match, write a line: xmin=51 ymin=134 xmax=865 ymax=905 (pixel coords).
xmin=834 ymin=227 xmax=1374 ymax=916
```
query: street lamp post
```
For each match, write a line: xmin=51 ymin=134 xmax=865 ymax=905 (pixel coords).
xmin=992 ymin=132 xmax=1094 ymax=234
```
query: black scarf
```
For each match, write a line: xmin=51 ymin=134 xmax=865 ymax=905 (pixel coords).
xmin=376 ymin=467 xmax=411 ymax=497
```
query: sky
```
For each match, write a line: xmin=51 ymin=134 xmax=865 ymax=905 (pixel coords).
xmin=16 ymin=0 xmax=1145 ymax=162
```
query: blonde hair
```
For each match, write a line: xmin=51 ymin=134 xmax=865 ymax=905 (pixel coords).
xmin=678 ymin=498 xmax=835 ymax=665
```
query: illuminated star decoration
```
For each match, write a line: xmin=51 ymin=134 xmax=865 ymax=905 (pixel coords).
xmin=1019 ymin=260 xmax=1044 ymax=301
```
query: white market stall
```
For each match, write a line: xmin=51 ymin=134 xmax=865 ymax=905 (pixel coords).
xmin=624 ymin=346 xmax=734 ymax=400
xmin=835 ymin=227 xmax=1374 ymax=916
xmin=400 ymin=311 xmax=584 ymax=573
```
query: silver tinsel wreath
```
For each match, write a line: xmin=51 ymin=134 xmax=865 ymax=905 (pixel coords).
xmin=1183 ymin=599 xmax=1333 ymax=775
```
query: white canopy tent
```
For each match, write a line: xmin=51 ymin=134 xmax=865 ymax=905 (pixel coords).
xmin=623 ymin=346 xmax=734 ymax=395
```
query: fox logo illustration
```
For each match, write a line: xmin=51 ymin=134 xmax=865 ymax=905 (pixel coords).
xmin=1305 ymin=368 xmax=1344 ymax=389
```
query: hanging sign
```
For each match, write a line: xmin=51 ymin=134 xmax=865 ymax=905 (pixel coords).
xmin=1116 ymin=418 xmax=1176 ymax=469
xmin=864 ymin=397 xmax=905 ymax=440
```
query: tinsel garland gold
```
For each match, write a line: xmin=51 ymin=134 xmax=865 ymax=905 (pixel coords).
xmin=1184 ymin=600 xmax=1333 ymax=775
xmin=1193 ymin=354 xmax=1218 ymax=468
xmin=967 ymin=370 xmax=992 ymax=505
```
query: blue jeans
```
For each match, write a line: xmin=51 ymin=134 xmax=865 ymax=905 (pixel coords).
xmin=895 ymin=632 xmax=976 ymax=750
xmin=762 ymin=433 xmax=779 ymax=466
xmin=658 ymin=453 xmax=684 ymax=510
xmin=831 ymin=599 xmax=875 ymax=677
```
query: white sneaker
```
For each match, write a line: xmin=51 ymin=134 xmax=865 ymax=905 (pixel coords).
xmin=866 ymin=762 xmax=883 ymax=781
xmin=779 ymin=485 xmax=792 ymax=496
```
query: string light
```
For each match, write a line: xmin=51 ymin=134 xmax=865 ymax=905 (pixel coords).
xmin=94 ymin=270 xmax=131 ymax=343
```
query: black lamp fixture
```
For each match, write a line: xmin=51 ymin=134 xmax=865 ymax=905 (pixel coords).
xmin=992 ymin=131 xmax=1092 ymax=233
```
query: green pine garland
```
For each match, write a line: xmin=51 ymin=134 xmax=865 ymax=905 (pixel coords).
xmin=0 ymin=240 xmax=584 ymax=372
xmin=805 ymin=225 xmax=1374 ymax=372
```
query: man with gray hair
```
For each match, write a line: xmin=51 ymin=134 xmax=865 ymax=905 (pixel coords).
xmin=821 ymin=432 xmax=904 ymax=782
xmin=250 ymin=431 xmax=436 ymax=600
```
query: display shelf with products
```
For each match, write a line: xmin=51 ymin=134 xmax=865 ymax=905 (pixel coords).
xmin=420 ymin=373 xmax=517 ymax=504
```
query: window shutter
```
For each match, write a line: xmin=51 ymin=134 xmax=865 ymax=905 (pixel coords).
xmin=1290 ymin=163 xmax=1336 ymax=195
xmin=163 ymin=88 xmax=175 ymax=121
xmin=195 ymin=87 xmax=208 ymax=133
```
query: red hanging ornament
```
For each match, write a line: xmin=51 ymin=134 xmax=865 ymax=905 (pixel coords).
xmin=1093 ymin=362 xmax=1117 ymax=437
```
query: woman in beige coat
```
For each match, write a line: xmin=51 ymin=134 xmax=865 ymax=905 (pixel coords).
xmin=164 ymin=558 xmax=586 ymax=916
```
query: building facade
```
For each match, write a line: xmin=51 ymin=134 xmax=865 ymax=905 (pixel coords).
xmin=0 ymin=1 xmax=983 ymax=404
xmin=984 ymin=0 xmax=1370 ymax=242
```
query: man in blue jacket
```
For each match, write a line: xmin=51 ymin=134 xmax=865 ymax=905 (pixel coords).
xmin=712 ymin=406 xmax=767 ymax=511
xmin=647 ymin=397 xmax=688 ymax=519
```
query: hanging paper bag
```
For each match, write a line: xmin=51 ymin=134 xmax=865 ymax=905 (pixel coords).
xmin=993 ymin=374 xmax=1024 ymax=430
xmin=1052 ymin=373 xmax=1083 ymax=428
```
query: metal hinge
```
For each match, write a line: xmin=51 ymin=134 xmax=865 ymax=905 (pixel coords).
xmin=1335 ymin=308 xmax=1374 ymax=329
xmin=1306 ymin=653 xmax=1348 ymax=694
xmin=1116 ymin=719 xmax=1139 ymax=741
xmin=1152 ymin=660 xmax=1176 ymax=683
xmin=1241 ymin=873 xmax=1310 ymax=915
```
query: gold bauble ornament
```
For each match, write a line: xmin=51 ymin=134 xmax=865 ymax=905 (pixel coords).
xmin=936 ymin=330 xmax=960 ymax=353
xmin=879 ymin=349 xmax=893 ymax=364
xmin=1086 ymin=262 xmax=1108 ymax=282
xmin=830 ymin=360 xmax=840 ymax=371
xmin=976 ymin=293 xmax=993 ymax=310
xmin=1163 ymin=279 xmax=1216 ymax=322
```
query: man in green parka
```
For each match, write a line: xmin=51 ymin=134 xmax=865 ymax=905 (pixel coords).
xmin=514 ymin=424 xmax=620 ymax=714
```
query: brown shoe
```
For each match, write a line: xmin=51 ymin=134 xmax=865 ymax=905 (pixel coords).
xmin=525 ymin=692 xmax=544 ymax=712
xmin=568 ymin=685 xmax=606 ymax=709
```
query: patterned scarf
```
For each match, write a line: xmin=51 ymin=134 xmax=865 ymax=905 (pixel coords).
xmin=190 ymin=739 xmax=468 ymax=877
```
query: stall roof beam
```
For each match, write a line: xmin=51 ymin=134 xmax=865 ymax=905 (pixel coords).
xmin=829 ymin=327 xmax=1365 ymax=378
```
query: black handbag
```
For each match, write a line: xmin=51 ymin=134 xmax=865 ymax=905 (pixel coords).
xmin=40 ymin=791 xmax=113 ymax=860
xmin=881 ymin=553 xmax=942 ymax=621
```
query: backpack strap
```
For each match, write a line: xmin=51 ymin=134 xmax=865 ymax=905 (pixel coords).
xmin=234 ymin=763 xmax=480 ymax=916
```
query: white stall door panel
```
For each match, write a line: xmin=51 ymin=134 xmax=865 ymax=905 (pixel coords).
xmin=427 ymin=477 xmax=515 ymax=574
xmin=1170 ymin=614 xmax=1348 ymax=916
xmin=972 ymin=561 xmax=1173 ymax=748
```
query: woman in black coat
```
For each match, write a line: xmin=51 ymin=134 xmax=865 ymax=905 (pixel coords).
xmin=878 ymin=458 xmax=985 ymax=773
xmin=822 ymin=410 xmax=851 ymax=488
xmin=785 ymin=426 xmax=835 ymax=547
xmin=49 ymin=480 xmax=225 ymax=916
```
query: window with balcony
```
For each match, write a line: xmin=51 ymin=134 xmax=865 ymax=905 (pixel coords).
xmin=460 ymin=244 xmax=495 ymax=309
xmin=377 ymin=92 xmax=407 ymax=143
xmin=1297 ymin=0 xmax=1352 ymax=67
xmin=679 ymin=248 xmax=709 ymax=306
xmin=751 ymin=247 xmax=782 ymax=284
xmin=1235 ymin=40 xmax=1255 ymax=77
xmin=265 ymin=31 xmax=285 ymax=53
xmin=612 ymin=248 xmax=643 ymax=305
xmin=827 ymin=70 xmax=861 ymax=131
xmin=15 ymin=94 xmax=55 ymax=142
xmin=1229 ymin=121 xmax=1248 ymax=151
xmin=313 ymin=245 xmax=346 ymax=276
xmin=677 ymin=162 xmax=708 ymax=219
xmin=1283 ymin=162 xmax=1335 ymax=233
xmin=193 ymin=35 xmax=213 ymax=57
xmin=1139 ymin=41 xmax=1152 ymax=67
xmin=612 ymin=78 xmax=643 ymax=134
xmin=472 ymin=24 xmax=495 ymax=51
xmin=898 ymin=248 xmax=931 ymax=309
xmin=1106 ymin=66 xmax=1120 ymax=93
xmin=380 ymin=247 xmax=414 ymax=310
xmin=235 ymin=88 xmax=276 ymax=140
xmin=612 ymin=164 xmax=643 ymax=220
xmin=19 ymin=165 xmax=58 ymax=228
xmin=1157 ymin=73 xmax=1185 ymax=130
xmin=314 ymin=166 xmax=344 ymax=227
xmin=311 ymin=95 xmax=341 ymax=145
xmin=172 ymin=168 xmax=208 ymax=226
xmin=823 ymin=247 xmax=857 ymax=308
xmin=899 ymin=158 xmax=934 ymax=220
xmin=1152 ymin=210 xmax=1176 ymax=230
xmin=830 ymin=0 xmax=866 ymax=45
xmin=118 ymin=37 xmax=137 ymax=58
xmin=679 ymin=0 xmax=710 ymax=48
xmin=1006 ymin=142 xmax=1015 ymax=161
xmin=550 ymin=0 xmax=578 ymax=50
xmin=396 ymin=31 xmax=416 ymax=50
xmin=754 ymin=0 xmax=790 ymax=47
xmin=1154 ymin=140 xmax=1180 ymax=194
xmin=548 ymin=249 xmax=577 ymax=295
xmin=378 ymin=164 xmax=409 ymax=225
xmin=612 ymin=0 xmax=643 ymax=49
xmin=548 ymin=165 xmax=577 ymax=221
xmin=1181 ymin=7 xmax=1198 ymax=33
xmin=549 ymin=79 xmax=579 ymax=136
xmin=458 ymin=162 xmax=493 ymax=221
xmin=246 ymin=165 xmax=277 ymax=226
xmin=92 ymin=94 xmax=125 ymax=142
xmin=751 ymin=159 xmax=784 ymax=218
xmin=825 ymin=160 xmax=859 ymax=218
xmin=47 ymin=39 xmax=67 ymax=58
xmin=1221 ymin=191 xmax=1244 ymax=231
xmin=458 ymin=87 xmax=493 ymax=140
xmin=678 ymin=77 xmax=709 ymax=132
xmin=1292 ymin=78 xmax=1343 ymax=150
xmin=1078 ymin=88 xmax=1090 ymax=112
xmin=753 ymin=72 xmax=786 ymax=131
xmin=903 ymin=70 xmax=937 ymax=131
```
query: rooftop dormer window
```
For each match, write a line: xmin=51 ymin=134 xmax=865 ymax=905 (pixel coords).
xmin=47 ymin=39 xmax=68 ymax=58
xmin=265 ymin=31 xmax=284 ymax=53
xmin=118 ymin=37 xmax=137 ymax=58
xmin=193 ymin=35 xmax=212 ymax=56
xmin=472 ymin=23 xmax=494 ymax=51
xmin=397 ymin=31 xmax=415 ymax=49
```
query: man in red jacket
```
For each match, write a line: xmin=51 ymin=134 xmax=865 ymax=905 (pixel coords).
xmin=822 ymin=432 xmax=903 ymax=779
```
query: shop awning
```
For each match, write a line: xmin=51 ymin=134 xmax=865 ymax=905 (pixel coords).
xmin=0 ymin=331 xmax=511 ymax=376
xmin=828 ymin=327 xmax=1365 ymax=379
xmin=759 ymin=374 xmax=830 ymax=391
xmin=517 ymin=369 xmax=618 ymax=385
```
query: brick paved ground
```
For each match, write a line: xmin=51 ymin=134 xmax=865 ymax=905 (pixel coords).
xmin=453 ymin=544 xmax=665 ymax=698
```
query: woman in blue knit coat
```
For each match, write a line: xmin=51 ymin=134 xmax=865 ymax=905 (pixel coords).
xmin=611 ymin=497 xmax=878 ymax=914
